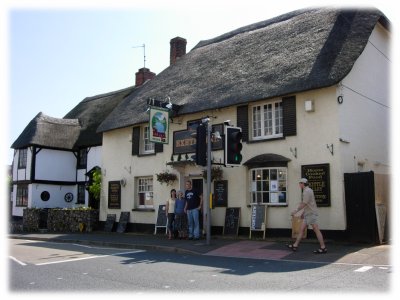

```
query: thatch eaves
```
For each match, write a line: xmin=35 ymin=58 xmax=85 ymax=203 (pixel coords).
xmin=11 ymin=112 xmax=81 ymax=150
xmin=11 ymin=86 xmax=134 ymax=150
xmin=98 ymin=7 xmax=387 ymax=133
xmin=64 ymin=86 xmax=134 ymax=148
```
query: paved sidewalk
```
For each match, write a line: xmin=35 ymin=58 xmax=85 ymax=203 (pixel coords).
xmin=9 ymin=231 xmax=391 ymax=266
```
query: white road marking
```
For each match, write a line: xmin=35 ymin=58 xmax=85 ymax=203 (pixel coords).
xmin=9 ymin=256 xmax=27 ymax=266
xmin=354 ymin=266 xmax=373 ymax=272
xmin=35 ymin=250 xmax=143 ymax=266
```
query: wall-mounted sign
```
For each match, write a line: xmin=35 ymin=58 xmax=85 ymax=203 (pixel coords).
xmin=301 ymin=163 xmax=331 ymax=207
xmin=108 ymin=181 xmax=121 ymax=209
xmin=149 ymin=107 xmax=170 ymax=144
xmin=214 ymin=180 xmax=228 ymax=207
xmin=173 ymin=122 xmax=223 ymax=154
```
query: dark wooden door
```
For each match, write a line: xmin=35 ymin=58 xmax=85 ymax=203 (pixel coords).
xmin=344 ymin=171 xmax=378 ymax=243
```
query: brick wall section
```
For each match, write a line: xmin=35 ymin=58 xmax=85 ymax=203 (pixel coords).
xmin=170 ymin=37 xmax=187 ymax=65
xmin=135 ymin=67 xmax=156 ymax=86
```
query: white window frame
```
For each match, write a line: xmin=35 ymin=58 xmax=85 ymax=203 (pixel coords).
xmin=251 ymin=99 xmax=283 ymax=140
xmin=137 ymin=177 xmax=154 ymax=209
xmin=249 ymin=167 xmax=287 ymax=205
xmin=18 ymin=148 xmax=27 ymax=169
xmin=16 ymin=184 xmax=28 ymax=207
xmin=142 ymin=125 xmax=155 ymax=154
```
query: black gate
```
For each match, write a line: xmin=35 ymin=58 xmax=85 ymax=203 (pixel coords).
xmin=344 ymin=171 xmax=378 ymax=243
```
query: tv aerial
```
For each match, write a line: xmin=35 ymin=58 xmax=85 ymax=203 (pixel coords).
xmin=132 ymin=44 xmax=146 ymax=68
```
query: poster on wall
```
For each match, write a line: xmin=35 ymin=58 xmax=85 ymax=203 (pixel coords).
xmin=214 ymin=180 xmax=228 ymax=207
xmin=149 ymin=107 xmax=169 ymax=144
xmin=301 ymin=163 xmax=331 ymax=206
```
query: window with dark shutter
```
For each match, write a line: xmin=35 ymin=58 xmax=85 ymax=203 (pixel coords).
xmin=132 ymin=127 xmax=140 ymax=156
xmin=282 ymin=96 xmax=296 ymax=137
xmin=237 ymin=105 xmax=249 ymax=142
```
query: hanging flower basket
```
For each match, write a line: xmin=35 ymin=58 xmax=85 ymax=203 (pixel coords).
xmin=202 ymin=166 xmax=223 ymax=182
xmin=156 ymin=171 xmax=178 ymax=186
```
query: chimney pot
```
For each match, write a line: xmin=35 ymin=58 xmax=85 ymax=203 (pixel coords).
xmin=170 ymin=37 xmax=187 ymax=66
xmin=135 ymin=67 xmax=155 ymax=87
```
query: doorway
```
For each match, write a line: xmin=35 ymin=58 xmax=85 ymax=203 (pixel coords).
xmin=191 ymin=178 xmax=204 ymax=234
xmin=344 ymin=171 xmax=378 ymax=243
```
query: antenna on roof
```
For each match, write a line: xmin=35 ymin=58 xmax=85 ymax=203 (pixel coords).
xmin=132 ymin=44 xmax=146 ymax=68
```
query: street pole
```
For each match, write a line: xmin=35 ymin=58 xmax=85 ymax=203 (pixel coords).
xmin=206 ymin=121 xmax=212 ymax=245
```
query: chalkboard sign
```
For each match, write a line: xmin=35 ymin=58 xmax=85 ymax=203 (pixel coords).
xmin=104 ymin=214 xmax=116 ymax=232
xmin=214 ymin=180 xmax=228 ymax=207
xmin=301 ymin=163 xmax=330 ymax=206
xmin=154 ymin=204 xmax=168 ymax=234
xmin=223 ymin=207 xmax=240 ymax=235
xmin=116 ymin=211 xmax=130 ymax=233
xmin=250 ymin=204 xmax=267 ymax=239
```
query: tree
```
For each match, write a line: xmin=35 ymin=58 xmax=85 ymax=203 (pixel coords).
xmin=88 ymin=168 xmax=101 ymax=208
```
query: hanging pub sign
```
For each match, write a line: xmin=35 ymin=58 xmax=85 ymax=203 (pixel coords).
xmin=301 ymin=163 xmax=331 ymax=207
xmin=149 ymin=107 xmax=170 ymax=144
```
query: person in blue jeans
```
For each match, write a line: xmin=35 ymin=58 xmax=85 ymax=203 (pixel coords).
xmin=184 ymin=180 xmax=202 ymax=240
xmin=174 ymin=191 xmax=187 ymax=239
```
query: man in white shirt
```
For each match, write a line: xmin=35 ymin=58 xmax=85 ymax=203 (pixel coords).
xmin=287 ymin=178 xmax=327 ymax=254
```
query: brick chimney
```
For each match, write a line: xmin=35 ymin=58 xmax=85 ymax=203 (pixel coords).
xmin=170 ymin=37 xmax=187 ymax=65
xmin=135 ymin=67 xmax=156 ymax=87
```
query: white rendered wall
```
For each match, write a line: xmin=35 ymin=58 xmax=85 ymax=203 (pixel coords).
xmin=35 ymin=149 xmax=76 ymax=181
xmin=338 ymin=23 xmax=390 ymax=175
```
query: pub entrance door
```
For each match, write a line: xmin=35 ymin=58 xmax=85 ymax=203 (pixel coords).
xmin=192 ymin=178 xmax=204 ymax=234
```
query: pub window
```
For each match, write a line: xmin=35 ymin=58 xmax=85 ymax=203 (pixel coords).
xmin=18 ymin=148 xmax=27 ymax=169
xmin=143 ymin=126 xmax=155 ymax=154
xmin=78 ymin=149 xmax=87 ymax=169
xmin=137 ymin=177 xmax=154 ymax=208
xmin=250 ymin=167 xmax=287 ymax=205
xmin=251 ymin=99 xmax=283 ymax=140
xmin=16 ymin=184 xmax=28 ymax=207
xmin=77 ymin=184 xmax=86 ymax=204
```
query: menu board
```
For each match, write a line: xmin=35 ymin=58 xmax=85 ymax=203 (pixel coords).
xmin=108 ymin=181 xmax=121 ymax=209
xmin=116 ymin=212 xmax=130 ymax=233
xmin=223 ymin=207 xmax=240 ymax=235
xmin=214 ymin=180 xmax=227 ymax=207
xmin=301 ymin=163 xmax=331 ymax=206
xmin=104 ymin=214 xmax=116 ymax=232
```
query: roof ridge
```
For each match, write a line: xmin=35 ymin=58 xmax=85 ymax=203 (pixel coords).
xmin=81 ymin=86 xmax=135 ymax=103
xmin=193 ymin=8 xmax=316 ymax=50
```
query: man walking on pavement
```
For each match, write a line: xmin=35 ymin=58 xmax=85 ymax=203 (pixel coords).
xmin=287 ymin=178 xmax=327 ymax=254
xmin=184 ymin=180 xmax=202 ymax=240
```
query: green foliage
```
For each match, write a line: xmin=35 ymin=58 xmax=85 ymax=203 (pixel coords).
xmin=88 ymin=168 xmax=101 ymax=201
xmin=156 ymin=171 xmax=177 ymax=186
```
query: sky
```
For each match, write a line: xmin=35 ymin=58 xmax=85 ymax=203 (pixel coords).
xmin=1 ymin=0 xmax=397 ymax=167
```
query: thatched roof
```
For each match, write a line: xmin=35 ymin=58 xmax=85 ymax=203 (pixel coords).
xmin=98 ymin=7 xmax=388 ymax=133
xmin=64 ymin=86 xmax=134 ymax=148
xmin=11 ymin=112 xmax=81 ymax=150
xmin=12 ymin=87 xmax=134 ymax=150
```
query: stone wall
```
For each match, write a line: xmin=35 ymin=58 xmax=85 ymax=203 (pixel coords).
xmin=22 ymin=208 xmax=99 ymax=232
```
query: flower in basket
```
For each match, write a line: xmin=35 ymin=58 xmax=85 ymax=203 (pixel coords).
xmin=156 ymin=171 xmax=178 ymax=186
xmin=202 ymin=166 xmax=223 ymax=182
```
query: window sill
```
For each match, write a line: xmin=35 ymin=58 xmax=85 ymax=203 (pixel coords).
xmin=247 ymin=203 xmax=288 ymax=207
xmin=248 ymin=136 xmax=285 ymax=144
xmin=132 ymin=208 xmax=155 ymax=212
xmin=137 ymin=153 xmax=156 ymax=157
